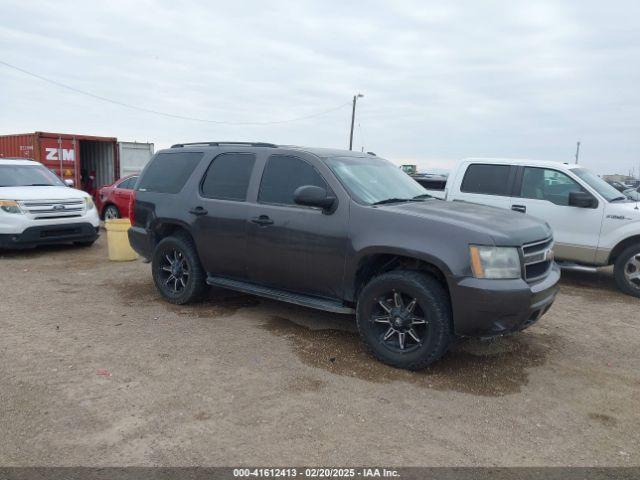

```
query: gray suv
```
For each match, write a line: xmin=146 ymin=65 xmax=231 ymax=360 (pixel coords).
xmin=129 ymin=142 xmax=559 ymax=370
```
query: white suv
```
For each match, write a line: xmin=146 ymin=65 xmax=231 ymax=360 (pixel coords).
xmin=0 ymin=158 xmax=100 ymax=249
xmin=425 ymin=158 xmax=640 ymax=297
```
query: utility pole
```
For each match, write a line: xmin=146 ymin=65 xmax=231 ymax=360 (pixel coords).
xmin=575 ymin=141 xmax=581 ymax=164
xmin=349 ymin=93 xmax=364 ymax=151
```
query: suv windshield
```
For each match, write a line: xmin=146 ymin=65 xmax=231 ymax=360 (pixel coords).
xmin=571 ymin=168 xmax=626 ymax=202
xmin=326 ymin=156 xmax=428 ymax=205
xmin=0 ymin=164 xmax=65 ymax=187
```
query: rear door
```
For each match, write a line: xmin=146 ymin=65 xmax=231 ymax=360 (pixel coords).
xmin=190 ymin=152 xmax=256 ymax=279
xmin=245 ymin=153 xmax=349 ymax=299
xmin=512 ymin=166 xmax=604 ymax=263
xmin=452 ymin=163 xmax=517 ymax=209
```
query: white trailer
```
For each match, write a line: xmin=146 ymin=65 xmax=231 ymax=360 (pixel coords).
xmin=118 ymin=141 xmax=154 ymax=177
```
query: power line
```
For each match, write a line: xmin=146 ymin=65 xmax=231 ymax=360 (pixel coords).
xmin=0 ymin=59 xmax=351 ymax=125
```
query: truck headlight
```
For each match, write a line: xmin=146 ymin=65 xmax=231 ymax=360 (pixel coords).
xmin=84 ymin=197 xmax=95 ymax=210
xmin=0 ymin=200 xmax=25 ymax=214
xmin=469 ymin=246 xmax=521 ymax=279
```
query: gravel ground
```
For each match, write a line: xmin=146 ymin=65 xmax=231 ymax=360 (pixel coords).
xmin=0 ymin=234 xmax=638 ymax=466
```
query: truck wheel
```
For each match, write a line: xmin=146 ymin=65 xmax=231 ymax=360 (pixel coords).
xmin=614 ymin=244 xmax=640 ymax=298
xmin=152 ymin=232 xmax=209 ymax=304
xmin=104 ymin=205 xmax=120 ymax=220
xmin=356 ymin=270 xmax=452 ymax=370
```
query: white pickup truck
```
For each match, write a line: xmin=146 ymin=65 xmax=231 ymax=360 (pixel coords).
xmin=0 ymin=158 xmax=100 ymax=249
xmin=421 ymin=158 xmax=640 ymax=297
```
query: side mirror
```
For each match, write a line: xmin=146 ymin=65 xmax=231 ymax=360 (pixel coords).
xmin=294 ymin=185 xmax=336 ymax=212
xmin=64 ymin=179 xmax=74 ymax=187
xmin=569 ymin=191 xmax=597 ymax=208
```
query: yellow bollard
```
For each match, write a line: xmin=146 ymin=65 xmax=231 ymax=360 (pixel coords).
xmin=105 ymin=218 xmax=138 ymax=261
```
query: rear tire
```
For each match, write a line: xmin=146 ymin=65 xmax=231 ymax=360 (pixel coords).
xmin=152 ymin=232 xmax=209 ymax=304
xmin=103 ymin=205 xmax=120 ymax=220
xmin=356 ymin=270 xmax=452 ymax=370
xmin=614 ymin=244 xmax=640 ymax=298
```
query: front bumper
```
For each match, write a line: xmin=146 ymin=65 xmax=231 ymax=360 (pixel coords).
xmin=0 ymin=223 xmax=100 ymax=249
xmin=450 ymin=263 xmax=560 ymax=337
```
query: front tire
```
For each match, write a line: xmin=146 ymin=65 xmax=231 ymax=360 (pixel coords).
xmin=103 ymin=205 xmax=120 ymax=220
xmin=152 ymin=233 xmax=208 ymax=304
xmin=614 ymin=244 xmax=640 ymax=298
xmin=356 ymin=270 xmax=452 ymax=370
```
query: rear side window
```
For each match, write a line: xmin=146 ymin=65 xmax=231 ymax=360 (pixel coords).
xmin=201 ymin=153 xmax=255 ymax=201
xmin=460 ymin=164 xmax=512 ymax=196
xmin=258 ymin=155 xmax=327 ymax=206
xmin=137 ymin=152 xmax=202 ymax=194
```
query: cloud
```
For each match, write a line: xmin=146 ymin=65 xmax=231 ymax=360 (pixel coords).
xmin=1 ymin=0 xmax=639 ymax=174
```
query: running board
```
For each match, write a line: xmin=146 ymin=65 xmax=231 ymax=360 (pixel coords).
xmin=557 ymin=262 xmax=598 ymax=273
xmin=206 ymin=276 xmax=355 ymax=314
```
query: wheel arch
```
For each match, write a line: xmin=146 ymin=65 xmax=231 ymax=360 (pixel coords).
xmin=350 ymin=249 xmax=452 ymax=304
xmin=150 ymin=219 xmax=196 ymax=247
xmin=608 ymin=235 xmax=640 ymax=265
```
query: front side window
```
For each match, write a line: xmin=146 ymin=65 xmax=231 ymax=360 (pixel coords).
xmin=259 ymin=155 xmax=327 ymax=206
xmin=520 ymin=167 xmax=583 ymax=206
xmin=117 ymin=177 xmax=137 ymax=190
xmin=460 ymin=164 xmax=512 ymax=196
xmin=201 ymin=153 xmax=255 ymax=201
xmin=0 ymin=164 xmax=65 ymax=187
xmin=137 ymin=152 xmax=202 ymax=194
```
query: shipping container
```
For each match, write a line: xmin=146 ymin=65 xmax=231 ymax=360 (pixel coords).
xmin=118 ymin=141 xmax=154 ymax=177
xmin=0 ymin=131 xmax=118 ymax=196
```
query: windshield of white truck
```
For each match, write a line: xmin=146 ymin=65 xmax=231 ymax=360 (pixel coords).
xmin=0 ymin=165 xmax=65 ymax=187
xmin=572 ymin=168 xmax=626 ymax=202
xmin=326 ymin=156 xmax=429 ymax=205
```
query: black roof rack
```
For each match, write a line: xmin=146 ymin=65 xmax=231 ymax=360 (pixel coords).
xmin=171 ymin=141 xmax=278 ymax=148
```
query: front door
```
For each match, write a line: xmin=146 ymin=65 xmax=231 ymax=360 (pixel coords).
xmin=513 ymin=166 xmax=604 ymax=263
xmin=191 ymin=152 xmax=256 ymax=279
xmin=246 ymin=154 xmax=349 ymax=299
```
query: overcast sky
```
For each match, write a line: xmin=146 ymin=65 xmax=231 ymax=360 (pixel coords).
xmin=1 ymin=0 xmax=639 ymax=174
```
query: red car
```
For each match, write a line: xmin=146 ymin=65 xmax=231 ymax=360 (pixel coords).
xmin=96 ymin=174 xmax=138 ymax=219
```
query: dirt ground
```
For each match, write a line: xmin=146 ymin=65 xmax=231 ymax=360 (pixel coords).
xmin=0 ymin=234 xmax=638 ymax=467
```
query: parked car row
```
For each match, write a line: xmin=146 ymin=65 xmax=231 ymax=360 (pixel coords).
xmin=4 ymin=145 xmax=637 ymax=371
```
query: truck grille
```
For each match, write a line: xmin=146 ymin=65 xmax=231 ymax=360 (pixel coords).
xmin=20 ymin=199 xmax=85 ymax=220
xmin=522 ymin=237 xmax=554 ymax=282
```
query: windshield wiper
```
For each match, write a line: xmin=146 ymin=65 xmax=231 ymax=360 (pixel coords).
xmin=610 ymin=196 xmax=627 ymax=202
xmin=412 ymin=194 xmax=432 ymax=199
xmin=26 ymin=183 xmax=54 ymax=186
xmin=371 ymin=197 xmax=413 ymax=205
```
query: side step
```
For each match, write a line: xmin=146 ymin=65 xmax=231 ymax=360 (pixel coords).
xmin=206 ymin=276 xmax=355 ymax=314
xmin=557 ymin=262 xmax=598 ymax=273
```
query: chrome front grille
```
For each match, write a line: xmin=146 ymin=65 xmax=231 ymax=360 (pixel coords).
xmin=522 ymin=237 xmax=554 ymax=282
xmin=20 ymin=199 xmax=86 ymax=219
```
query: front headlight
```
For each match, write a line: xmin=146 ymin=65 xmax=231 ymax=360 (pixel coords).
xmin=469 ymin=245 xmax=521 ymax=279
xmin=0 ymin=200 xmax=25 ymax=214
xmin=84 ymin=197 xmax=95 ymax=210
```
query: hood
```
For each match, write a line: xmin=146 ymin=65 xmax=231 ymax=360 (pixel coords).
xmin=382 ymin=200 xmax=552 ymax=246
xmin=0 ymin=186 xmax=90 ymax=201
